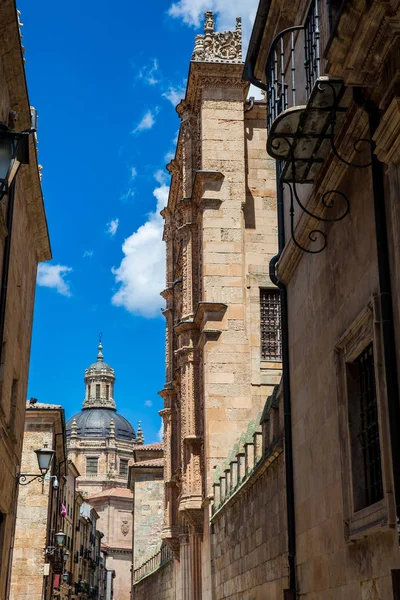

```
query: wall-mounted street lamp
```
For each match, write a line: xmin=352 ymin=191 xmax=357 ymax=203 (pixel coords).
xmin=16 ymin=443 xmax=55 ymax=486
xmin=46 ymin=531 xmax=67 ymax=557
xmin=55 ymin=531 xmax=67 ymax=547
xmin=0 ymin=121 xmax=31 ymax=200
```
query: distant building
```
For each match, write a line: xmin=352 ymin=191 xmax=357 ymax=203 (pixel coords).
xmin=9 ymin=402 xmax=107 ymax=600
xmin=10 ymin=402 xmax=66 ymax=600
xmin=66 ymin=343 xmax=145 ymax=600
xmin=0 ymin=1 xmax=51 ymax=596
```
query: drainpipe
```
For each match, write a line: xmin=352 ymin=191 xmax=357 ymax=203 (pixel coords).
xmin=4 ymin=182 xmax=18 ymax=600
xmin=353 ymin=89 xmax=400 ymax=521
xmin=0 ymin=181 xmax=16 ymax=367
xmin=269 ymin=163 xmax=297 ymax=598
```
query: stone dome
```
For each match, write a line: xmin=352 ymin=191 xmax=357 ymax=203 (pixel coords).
xmin=66 ymin=408 xmax=136 ymax=441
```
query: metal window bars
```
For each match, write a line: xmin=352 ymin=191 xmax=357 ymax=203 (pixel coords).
xmin=355 ymin=343 xmax=383 ymax=508
xmin=260 ymin=290 xmax=282 ymax=361
xmin=356 ymin=343 xmax=383 ymax=506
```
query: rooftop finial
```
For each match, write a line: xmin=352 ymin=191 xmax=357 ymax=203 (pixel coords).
xmin=191 ymin=11 xmax=242 ymax=63
xmin=136 ymin=421 xmax=144 ymax=445
xmin=97 ymin=332 xmax=103 ymax=361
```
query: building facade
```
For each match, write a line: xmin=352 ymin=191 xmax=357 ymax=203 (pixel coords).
xmin=128 ymin=442 xmax=164 ymax=588
xmin=154 ymin=11 xmax=281 ymax=599
xmin=9 ymin=402 xmax=108 ymax=600
xmin=10 ymin=402 xmax=68 ymax=600
xmin=245 ymin=0 xmax=400 ymax=597
xmin=0 ymin=2 xmax=51 ymax=597
xmin=67 ymin=343 xmax=142 ymax=600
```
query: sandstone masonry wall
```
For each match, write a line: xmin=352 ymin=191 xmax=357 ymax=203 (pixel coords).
xmin=212 ymin=456 xmax=287 ymax=600
xmin=133 ymin=560 xmax=175 ymax=600
xmin=133 ymin=469 xmax=164 ymax=567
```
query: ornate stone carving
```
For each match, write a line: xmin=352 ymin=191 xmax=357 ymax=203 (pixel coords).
xmin=191 ymin=11 xmax=242 ymax=64
xmin=121 ymin=519 xmax=129 ymax=537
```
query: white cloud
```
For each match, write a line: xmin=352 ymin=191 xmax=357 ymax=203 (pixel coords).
xmin=132 ymin=109 xmax=158 ymax=134
xmin=111 ymin=183 xmax=169 ymax=318
xmin=154 ymin=169 xmax=168 ymax=185
xmin=144 ymin=400 xmax=153 ymax=407
xmin=120 ymin=188 xmax=135 ymax=202
xmin=37 ymin=263 xmax=72 ymax=297
xmin=138 ymin=59 xmax=160 ymax=86
xmin=83 ymin=250 xmax=94 ymax=258
xmin=106 ymin=218 xmax=119 ymax=236
xmin=167 ymin=0 xmax=258 ymax=48
xmin=162 ymin=84 xmax=186 ymax=107
xmin=131 ymin=167 xmax=137 ymax=179
xmin=157 ymin=421 xmax=164 ymax=442
xmin=164 ymin=150 xmax=175 ymax=162
xmin=164 ymin=130 xmax=179 ymax=163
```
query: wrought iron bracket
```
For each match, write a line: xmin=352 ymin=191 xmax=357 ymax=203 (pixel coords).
xmin=16 ymin=472 xmax=45 ymax=486
xmin=267 ymin=78 xmax=376 ymax=253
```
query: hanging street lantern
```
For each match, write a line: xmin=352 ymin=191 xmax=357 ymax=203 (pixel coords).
xmin=34 ymin=443 xmax=56 ymax=474
xmin=0 ymin=121 xmax=30 ymax=199
xmin=55 ymin=531 xmax=67 ymax=547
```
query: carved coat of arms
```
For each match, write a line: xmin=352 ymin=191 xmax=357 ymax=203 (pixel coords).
xmin=121 ymin=519 xmax=129 ymax=537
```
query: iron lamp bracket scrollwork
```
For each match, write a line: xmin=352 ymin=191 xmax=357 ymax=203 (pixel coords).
xmin=318 ymin=80 xmax=374 ymax=170
xmin=267 ymin=79 xmax=375 ymax=254
xmin=16 ymin=473 xmax=45 ymax=486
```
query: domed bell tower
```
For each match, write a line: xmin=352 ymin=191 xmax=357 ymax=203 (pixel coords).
xmin=83 ymin=341 xmax=116 ymax=409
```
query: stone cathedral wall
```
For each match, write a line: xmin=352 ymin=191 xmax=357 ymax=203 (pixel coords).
xmin=133 ymin=560 xmax=176 ymax=600
xmin=211 ymin=457 xmax=287 ymax=599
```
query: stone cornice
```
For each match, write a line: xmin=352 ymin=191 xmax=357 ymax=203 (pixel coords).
xmin=325 ymin=0 xmax=400 ymax=88
xmin=373 ymin=97 xmax=400 ymax=163
xmin=194 ymin=301 xmax=227 ymax=330
xmin=192 ymin=170 xmax=224 ymax=208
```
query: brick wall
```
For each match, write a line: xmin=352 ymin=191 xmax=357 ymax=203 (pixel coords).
xmin=133 ymin=560 xmax=175 ymax=600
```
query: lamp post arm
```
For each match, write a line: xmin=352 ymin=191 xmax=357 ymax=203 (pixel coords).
xmin=16 ymin=473 xmax=45 ymax=486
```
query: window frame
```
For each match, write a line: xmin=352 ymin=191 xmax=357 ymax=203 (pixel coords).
xmin=334 ymin=297 xmax=396 ymax=540
xmin=86 ymin=456 xmax=98 ymax=476
xmin=119 ymin=458 xmax=128 ymax=477
xmin=259 ymin=288 xmax=282 ymax=363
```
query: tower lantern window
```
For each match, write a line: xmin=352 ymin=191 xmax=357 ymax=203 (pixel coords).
xmin=106 ymin=385 xmax=110 ymax=400
xmin=96 ymin=384 xmax=100 ymax=400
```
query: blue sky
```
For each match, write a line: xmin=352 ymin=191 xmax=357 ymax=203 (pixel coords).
xmin=21 ymin=0 xmax=259 ymax=443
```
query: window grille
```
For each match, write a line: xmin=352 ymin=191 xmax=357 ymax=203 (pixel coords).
xmin=354 ymin=343 xmax=383 ymax=507
xmin=304 ymin=0 xmax=321 ymax=99
xmin=119 ymin=459 xmax=128 ymax=477
xmin=260 ymin=289 xmax=282 ymax=361
xmin=86 ymin=457 xmax=98 ymax=475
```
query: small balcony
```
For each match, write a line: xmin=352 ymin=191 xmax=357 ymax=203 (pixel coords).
xmin=265 ymin=0 xmax=347 ymax=184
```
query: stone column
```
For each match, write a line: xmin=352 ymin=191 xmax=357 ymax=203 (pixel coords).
xmin=180 ymin=534 xmax=191 ymax=600
xmin=189 ymin=531 xmax=202 ymax=600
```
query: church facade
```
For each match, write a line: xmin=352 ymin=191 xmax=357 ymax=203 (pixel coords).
xmin=66 ymin=343 xmax=143 ymax=600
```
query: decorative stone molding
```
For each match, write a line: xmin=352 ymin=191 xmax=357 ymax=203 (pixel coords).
xmin=325 ymin=0 xmax=400 ymax=87
xmin=192 ymin=11 xmax=242 ymax=64
xmin=373 ymin=97 xmax=400 ymax=163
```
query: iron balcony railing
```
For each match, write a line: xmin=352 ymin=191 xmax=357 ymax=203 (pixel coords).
xmin=133 ymin=543 xmax=173 ymax=583
xmin=266 ymin=0 xmax=321 ymax=132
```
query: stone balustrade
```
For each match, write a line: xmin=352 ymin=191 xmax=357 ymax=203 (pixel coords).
xmin=212 ymin=384 xmax=282 ymax=514
xmin=133 ymin=542 xmax=173 ymax=583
